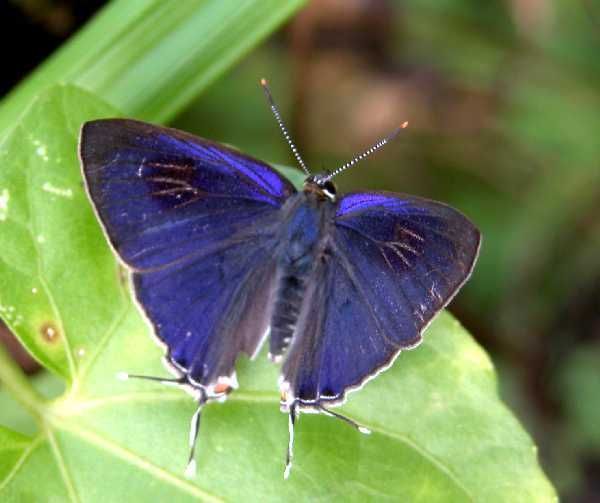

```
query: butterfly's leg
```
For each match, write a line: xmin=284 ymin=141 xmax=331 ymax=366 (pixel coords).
xmin=185 ymin=388 xmax=208 ymax=478
xmin=317 ymin=405 xmax=371 ymax=435
xmin=284 ymin=401 xmax=299 ymax=479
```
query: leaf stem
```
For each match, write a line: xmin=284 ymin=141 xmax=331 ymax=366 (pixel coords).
xmin=0 ymin=342 xmax=44 ymax=420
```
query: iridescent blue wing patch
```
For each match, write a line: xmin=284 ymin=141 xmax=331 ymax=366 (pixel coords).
xmin=80 ymin=119 xmax=295 ymax=395
xmin=281 ymin=191 xmax=480 ymax=406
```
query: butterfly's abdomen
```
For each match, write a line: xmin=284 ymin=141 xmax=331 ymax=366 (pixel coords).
xmin=269 ymin=273 xmax=306 ymax=361
xmin=269 ymin=194 xmax=335 ymax=361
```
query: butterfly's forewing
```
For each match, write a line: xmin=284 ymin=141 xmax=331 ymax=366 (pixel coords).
xmin=80 ymin=119 xmax=294 ymax=270
xmin=282 ymin=192 xmax=480 ymax=405
xmin=80 ymin=119 xmax=296 ymax=390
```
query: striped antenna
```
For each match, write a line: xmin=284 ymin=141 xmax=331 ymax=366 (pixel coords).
xmin=323 ymin=121 xmax=409 ymax=182
xmin=260 ymin=78 xmax=310 ymax=175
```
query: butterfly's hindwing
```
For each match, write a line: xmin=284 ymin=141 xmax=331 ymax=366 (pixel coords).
xmin=281 ymin=191 xmax=480 ymax=406
xmin=132 ymin=231 xmax=279 ymax=388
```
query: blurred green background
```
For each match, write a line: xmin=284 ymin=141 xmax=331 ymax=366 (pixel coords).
xmin=1 ymin=0 xmax=598 ymax=500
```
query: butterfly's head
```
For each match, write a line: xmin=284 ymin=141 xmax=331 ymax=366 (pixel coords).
xmin=304 ymin=174 xmax=337 ymax=202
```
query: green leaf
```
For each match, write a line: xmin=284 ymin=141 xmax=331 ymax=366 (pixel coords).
xmin=0 ymin=85 xmax=556 ymax=501
xmin=0 ymin=0 xmax=307 ymax=135
xmin=0 ymin=86 xmax=126 ymax=380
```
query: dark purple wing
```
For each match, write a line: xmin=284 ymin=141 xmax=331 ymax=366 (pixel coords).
xmin=80 ymin=119 xmax=295 ymax=391
xmin=131 ymin=232 xmax=278 ymax=388
xmin=80 ymin=119 xmax=295 ymax=271
xmin=281 ymin=192 xmax=480 ymax=406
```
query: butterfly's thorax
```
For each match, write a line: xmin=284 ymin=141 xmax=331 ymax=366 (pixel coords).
xmin=269 ymin=187 xmax=337 ymax=361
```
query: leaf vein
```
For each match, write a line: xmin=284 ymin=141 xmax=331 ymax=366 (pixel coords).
xmin=75 ymin=303 xmax=130 ymax=385
xmin=365 ymin=423 xmax=475 ymax=501
xmin=0 ymin=435 xmax=43 ymax=493
xmin=47 ymin=427 xmax=80 ymax=503
xmin=57 ymin=422 xmax=224 ymax=502
xmin=62 ymin=388 xmax=472 ymax=499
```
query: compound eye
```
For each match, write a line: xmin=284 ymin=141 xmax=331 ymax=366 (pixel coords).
xmin=323 ymin=180 xmax=336 ymax=194
xmin=320 ymin=180 xmax=337 ymax=200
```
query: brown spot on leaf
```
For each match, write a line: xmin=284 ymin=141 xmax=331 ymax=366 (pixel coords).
xmin=40 ymin=322 xmax=60 ymax=343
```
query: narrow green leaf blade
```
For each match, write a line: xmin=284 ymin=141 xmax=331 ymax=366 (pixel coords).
xmin=0 ymin=0 xmax=307 ymax=134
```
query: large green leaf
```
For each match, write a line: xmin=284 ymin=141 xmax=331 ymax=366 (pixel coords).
xmin=0 ymin=86 xmax=556 ymax=501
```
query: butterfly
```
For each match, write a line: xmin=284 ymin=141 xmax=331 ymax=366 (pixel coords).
xmin=79 ymin=79 xmax=480 ymax=479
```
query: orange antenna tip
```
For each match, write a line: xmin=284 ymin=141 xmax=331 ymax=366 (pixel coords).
xmin=260 ymin=78 xmax=311 ymax=175
xmin=324 ymin=121 xmax=408 ymax=182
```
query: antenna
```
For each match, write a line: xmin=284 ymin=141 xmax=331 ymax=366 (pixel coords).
xmin=323 ymin=121 xmax=409 ymax=182
xmin=260 ymin=78 xmax=311 ymax=175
